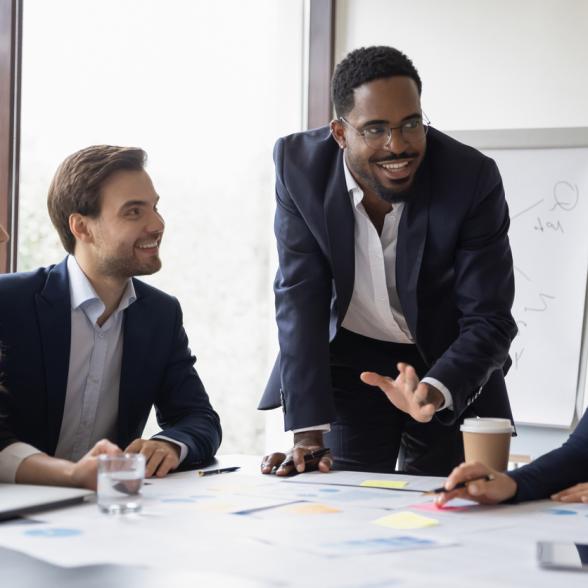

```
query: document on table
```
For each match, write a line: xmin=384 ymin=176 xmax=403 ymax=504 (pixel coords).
xmin=284 ymin=470 xmax=446 ymax=492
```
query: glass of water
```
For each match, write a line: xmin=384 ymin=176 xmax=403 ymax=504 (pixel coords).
xmin=97 ymin=453 xmax=145 ymax=514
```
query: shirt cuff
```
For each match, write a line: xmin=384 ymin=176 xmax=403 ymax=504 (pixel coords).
xmin=291 ymin=424 xmax=331 ymax=434
xmin=421 ymin=377 xmax=454 ymax=411
xmin=152 ymin=436 xmax=188 ymax=464
xmin=0 ymin=442 xmax=43 ymax=483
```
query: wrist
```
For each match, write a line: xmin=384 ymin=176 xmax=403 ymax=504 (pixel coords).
xmin=293 ymin=430 xmax=323 ymax=447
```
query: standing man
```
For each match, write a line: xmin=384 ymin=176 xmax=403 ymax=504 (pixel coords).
xmin=260 ymin=46 xmax=517 ymax=476
xmin=0 ymin=146 xmax=221 ymax=488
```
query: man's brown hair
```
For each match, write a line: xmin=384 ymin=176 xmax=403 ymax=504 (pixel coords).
xmin=47 ymin=145 xmax=147 ymax=254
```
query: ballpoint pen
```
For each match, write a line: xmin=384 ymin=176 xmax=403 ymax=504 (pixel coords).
xmin=197 ymin=466 xmax=241 ymax=477
xmin=423 ymin=474 xmax=495 ymax=495
xmin=277 ymin=447 xmax=331 ymax=471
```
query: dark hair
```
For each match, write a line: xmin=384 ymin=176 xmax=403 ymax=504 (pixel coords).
xmin=47 ymin=145 xmax=147 ymax=254
xmin=331 ymin=46 xmax=422 ymax=117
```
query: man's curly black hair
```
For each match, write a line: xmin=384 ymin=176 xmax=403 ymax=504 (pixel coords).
xmin=331 ymin=46 xmax=422 ymax=117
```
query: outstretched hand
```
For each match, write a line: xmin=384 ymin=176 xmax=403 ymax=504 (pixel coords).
xmin=360 ymin=362 xmax=443 ymax=423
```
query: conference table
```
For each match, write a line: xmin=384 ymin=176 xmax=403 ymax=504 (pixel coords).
xmin=1 ymin=455 xmax=587 ymax=587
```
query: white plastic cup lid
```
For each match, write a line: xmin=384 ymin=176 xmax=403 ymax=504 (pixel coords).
xmin=460 ymin=417 xmax=514 ymax=434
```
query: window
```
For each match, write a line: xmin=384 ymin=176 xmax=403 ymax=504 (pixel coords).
xmin=19 ymin=0 xmax=304 ymax=453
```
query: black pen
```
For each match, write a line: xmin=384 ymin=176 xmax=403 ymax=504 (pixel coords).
xmin=279 ymin=447 xmax=331 ymax=469
xmin=423 ymin=474 xmax=495 ymax=495
xmin=197 ymin=466 xmax=240 ymax=477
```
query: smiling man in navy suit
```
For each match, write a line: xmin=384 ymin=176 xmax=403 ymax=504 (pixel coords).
xmin=260 ymin=46 xmax=517 ymax=477
xmin=0 ymin=146 xmax=221 ymax=488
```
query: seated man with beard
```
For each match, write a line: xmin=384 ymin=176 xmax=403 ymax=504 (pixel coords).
xmin=0 ymin=146 xmax=221 ymax=489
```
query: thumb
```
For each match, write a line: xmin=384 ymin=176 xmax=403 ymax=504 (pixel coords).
xmin=360 ymin=371 xmax=393 ymax=389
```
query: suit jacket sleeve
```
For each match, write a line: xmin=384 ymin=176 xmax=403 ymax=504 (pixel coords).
xmin=424 ymin=157 xmax=517 ymax=420
xmin=508 ymin=409 xmax=588 ymax=501
xmin=273 ymin=138 xmax=336 ymax=430
xmin=153 ymin=300 xmax=222 ymax=466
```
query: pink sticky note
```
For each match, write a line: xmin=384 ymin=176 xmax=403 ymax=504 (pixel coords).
xmin=411 ymin=502 xmax=471 ymax=513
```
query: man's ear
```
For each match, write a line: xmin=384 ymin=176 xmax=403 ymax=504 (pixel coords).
xmin=69 ymin=213 xmax=93 ymax=244
xmin=330 ymin=119 xmax=346 ymax=150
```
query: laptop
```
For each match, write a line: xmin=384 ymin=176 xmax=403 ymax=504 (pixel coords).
xmin=0 ymin=483 xmax=93 ymax=521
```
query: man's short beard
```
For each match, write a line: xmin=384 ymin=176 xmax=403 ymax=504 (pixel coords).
xmin=374 ymin=183 xmax=413 ymax=204
xmin=98 ymin=255 xmax=161 ymax=279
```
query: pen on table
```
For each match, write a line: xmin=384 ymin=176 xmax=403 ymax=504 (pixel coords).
xmin=279 ymin=447 xmax=331 ymax=469
xmin=197 ymin=466 xmax=240 ymax=477
xmin=423 ymin=474 xmax=495 ymax=495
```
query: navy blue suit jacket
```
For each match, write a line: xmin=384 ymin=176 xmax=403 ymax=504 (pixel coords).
xmin=0 ymin=258 xmax=221 ymax=466
xmin=509 ymin=409 xmax=588 ymax=501
xmin=259 ymin=126 xmax=517 ymax=431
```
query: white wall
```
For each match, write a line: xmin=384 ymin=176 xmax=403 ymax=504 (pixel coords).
xmin=334 ymin=0 xmax=588 ymax=458
xmin=335 ymin=0 xmax=588 ymax=130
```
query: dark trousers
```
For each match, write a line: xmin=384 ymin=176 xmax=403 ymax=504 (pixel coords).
xmin=324 ymin=328 xmax=464 ymax=476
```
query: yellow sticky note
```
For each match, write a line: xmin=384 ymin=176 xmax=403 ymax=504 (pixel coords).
xmin=360 ymin=479 xmax=408 ymax=489
xmin=372 ymin=511 xmax=439 ymax=529
xmin=284 ymin=503 xmax=341 ymax=515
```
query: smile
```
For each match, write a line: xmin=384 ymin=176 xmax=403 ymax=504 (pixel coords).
xmin=136 ymin=238 xmax=161 ymax=250
xmin=377 ymin=161 xmax=409 ymax=170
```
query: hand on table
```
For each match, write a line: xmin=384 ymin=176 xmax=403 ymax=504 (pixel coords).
xmin=436 ymin=461 xmax=518 ymax=506
xmin=125 ymin=438 xmax=180 ymax=478
xmin=260 ymin=431 xmax=332 ymax=476
xmin=360 ymin=362 xmax=443 ymax=423
xmin=70 ymin=439 xmax=123 ymax=490
xmin=551 ymin=483 xmax=588 ymax=503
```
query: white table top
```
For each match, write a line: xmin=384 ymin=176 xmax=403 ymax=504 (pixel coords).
xmin=1 ymin=454 xmax=587 ymax=587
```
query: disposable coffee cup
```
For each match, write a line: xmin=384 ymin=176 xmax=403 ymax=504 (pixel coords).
xmin=460 ymin=418 xmax=514 ymax=472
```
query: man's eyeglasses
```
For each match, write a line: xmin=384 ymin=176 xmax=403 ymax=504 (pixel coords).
xmin=339 ymin=113 xmax=430 ymax=149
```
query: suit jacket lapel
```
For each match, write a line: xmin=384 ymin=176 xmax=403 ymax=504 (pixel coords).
xmin=35 ymin=259 xmax=72 ymax=453
xmin=396 ymin=156 xmax=431 ymax=339
xmin=324 ymin=150 xmax=355 ymax=324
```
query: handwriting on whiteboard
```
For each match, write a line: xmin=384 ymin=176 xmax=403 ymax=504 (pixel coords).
xmin=509 ymin=180 xmax=580 ymax=369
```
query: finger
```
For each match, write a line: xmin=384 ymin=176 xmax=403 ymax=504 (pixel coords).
xmin=552 ymin=489 xmax=588 ymax=503
xmin=402 ymin=364 xmax=419 ymax=392
xmin=445 ymin=462 xmax=489 ymax=491
xmin=154 ymin=453 xmax=178 ymax=478
xmin=360 ymin=371 xmax=395 ymax=391
xmin=291 ymin=445 xmax=312 ymax=473
xmin=318 ymin=455 xmax=333 ymax=473
xmin=145 ymin=448 xmax=167 ymax=478
xmin=552 ymin=483 xmax=588 ymax=501
xmin=436 ymin=487 xmax=470 ymax=506
xmin=260 ymin=452 xmax=287 ymax=474
xmin=125 ymin=438 xmax=143 ymax=454
xmin=413 ymin=403 xmax=435 ymax=422
xmin=90 ymin=439 xmax=122 ymax=457
xmin=275 ymin=458 xmax=297 ymax=476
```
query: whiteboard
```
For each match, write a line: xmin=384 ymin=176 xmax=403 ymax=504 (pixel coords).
xmin=448 ymin=129 xmax=588 ymax=427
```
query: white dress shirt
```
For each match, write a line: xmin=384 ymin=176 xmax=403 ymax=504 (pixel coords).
xmin=292 ymin=155 xmax=452 ymax=434
xmin=0 ymin=256 xmax=185 ymax=482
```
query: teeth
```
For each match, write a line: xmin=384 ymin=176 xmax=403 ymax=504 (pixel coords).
xmin=379 ymin=161 xmax=409 ymax=170
xmin=137 ymin=241 xmax=158 ymax=249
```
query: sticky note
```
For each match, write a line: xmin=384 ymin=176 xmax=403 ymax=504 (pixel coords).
xmin=412 ymin=502 xmax=471 ymax=513
xmin=360 ymin=480 xmax=408 ymax=489
xmin=284 ymin=503 xmax=341 ymax=514
xmin=372 ymin=511 xmax=439 ymax=529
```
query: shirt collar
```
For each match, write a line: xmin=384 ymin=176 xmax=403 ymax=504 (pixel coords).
xmin=67 ymin=255 xmax=137 ymax=323
xmin=342 ymin=153 xmax=364 ymax=208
